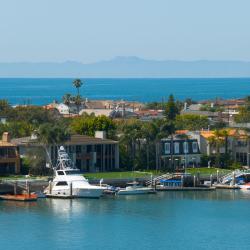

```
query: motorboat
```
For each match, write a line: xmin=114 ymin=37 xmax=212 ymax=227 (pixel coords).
xmin=44 ymin=146 xmax=105 ymax=198
xmin=237 ymin=183 xmax=250 ymax=190
xmin=117 ymin=181 xmax=156 ymax=195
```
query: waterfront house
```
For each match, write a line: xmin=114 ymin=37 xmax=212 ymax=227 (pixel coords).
xmin=161 ymin=133 xmax=201 ymax=169
xmin=11 ymin=131 xmax=119 ymax=172
xmin=0 ymin=132 xmax=20 ymax=174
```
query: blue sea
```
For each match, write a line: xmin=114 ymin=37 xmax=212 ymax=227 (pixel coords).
xmin=1 ymin=190 xmax=250 ymax=250
xmin=0 ymin=78 xmax=250 ymax=105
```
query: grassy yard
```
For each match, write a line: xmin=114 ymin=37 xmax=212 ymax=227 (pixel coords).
xmin=0 ymin=175 xmax=48 ymax=181
xmin=84 ymin=171 xmax=155 ymax=180
xmin=186 ymin=167 xmax=231 ymax=176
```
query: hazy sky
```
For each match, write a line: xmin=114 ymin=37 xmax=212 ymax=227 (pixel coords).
xmin=0 ymin=0 xmax=249 ymax=63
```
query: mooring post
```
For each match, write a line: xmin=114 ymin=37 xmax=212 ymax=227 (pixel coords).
xmin=233 ymin=171 xmax=236 ymax=186
xmin=193 ymin=175 xmax=196 ymax=187
xmin=27 ymin=182 xmax=30 ymax=196
xmin=49 ymin=181 xmax=52 ymax=195
xmin=197 ymin=172 xmax=200 ymax=185
xmin=70 ymin=182 xmax=73 ymax=197
xmin=181 ymin=175 xmax=184 ymax=188
xmin=217 ymin=170 xmax=219 ymax=183
xmin=14 ymin=181 xmax=17 ymax=196
xmin=210 ymin=174 xmax=213 ymax=187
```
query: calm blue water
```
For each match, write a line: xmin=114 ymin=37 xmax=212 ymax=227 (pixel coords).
xmin=0 ymin=78 xmax=250 ymax=105
xmin=1 ymin=190 xmax=250 ymax=250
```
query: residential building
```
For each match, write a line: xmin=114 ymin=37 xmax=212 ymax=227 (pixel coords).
xmin=0 ymin=132 xmax=20 ymax=174
xmin=161 ymin=134 xmax=201 ymax=169
xmin=11 ymin=131 xmax=119 ymax=172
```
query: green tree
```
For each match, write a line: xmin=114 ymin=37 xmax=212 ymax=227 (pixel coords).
xmin=72 ymin=79 xmax=83 ymax=113
xmin=0 ymin=99 xmax=10 ymax=113
xmin=70 ymin=114 xmax=116 ymax=138
xmin=37 ymin=123 xmax=71 ymax=168
xmin=175 ymin=114 xmax=209 ymax=130
xmin=165 ymin=94 xmax=179 ymax=121
xmin=62 ymin=93 xmax=72 ymax=105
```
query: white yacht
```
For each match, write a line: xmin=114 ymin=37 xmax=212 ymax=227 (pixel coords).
xmin=117 ymin=181 xmax=156 ymax=195
xmin=44 ymin=146 xmax=105 ymax=198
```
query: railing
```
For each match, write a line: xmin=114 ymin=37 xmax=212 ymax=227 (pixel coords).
xmin=146 ymin=173 xmax=174 ymax=186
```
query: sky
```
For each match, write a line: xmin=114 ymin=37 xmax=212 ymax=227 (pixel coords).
xmin=0 ymin=0 xmax=249 ymax=63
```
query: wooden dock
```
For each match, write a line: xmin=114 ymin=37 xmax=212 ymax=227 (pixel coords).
xmin=156 ymin=186 xmax=216 ymax=191
xmin=213 ymin=184 xmax=240 ymax=190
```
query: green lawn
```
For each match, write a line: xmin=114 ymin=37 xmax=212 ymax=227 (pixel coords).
xmin=0 ymin=175 xmax=48 ymax=181
xmin=84 ymin=171 xmax=155 ymax=180
xmin=186 ymin=167 xmax=231 ymax=176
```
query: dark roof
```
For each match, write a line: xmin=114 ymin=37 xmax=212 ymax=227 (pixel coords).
xmin=11 ymin=134 xmax=118 ymax=146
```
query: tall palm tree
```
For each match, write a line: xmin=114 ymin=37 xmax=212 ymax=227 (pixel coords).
xmin=73 ymin=79 xmax=83 ymax=97
xmin=72 ymin=79 xmax=83 ymax=114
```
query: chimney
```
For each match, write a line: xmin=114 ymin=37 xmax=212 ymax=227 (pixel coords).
xmin=95 ymin=131 xmax=107 ymax=139
xmin=2 ymin=132 xmax=11 ymax=142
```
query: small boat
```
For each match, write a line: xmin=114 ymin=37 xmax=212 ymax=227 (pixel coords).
xmin=117 ymin=181 xmax=156 ymax=195
xmin=44 ymin=146 xmax=105 ymax=198
xmin=0 ymin=194 xmax=38 ymax=201
xmin=238 ymin=182 xmax=250 ymax=190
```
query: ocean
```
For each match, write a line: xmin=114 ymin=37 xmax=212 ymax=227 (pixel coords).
xmin=1 ymin=190 xmax=250 ymax=250
xmin=0 ymin=78 xmax=250 ymax=105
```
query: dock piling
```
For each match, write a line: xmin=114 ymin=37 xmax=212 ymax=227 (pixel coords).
xmin=14 ymin=181 xmax=17 ymax=196
xmin=70 ymin=182 xmax=73 ymax=197
xmin=210 ymin=174 xmax=213 ymax=187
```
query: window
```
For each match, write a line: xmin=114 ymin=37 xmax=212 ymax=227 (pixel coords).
xmin=76 ymin=145 xmax=82 ymax=153
xmin=164 ymin=143 xmax=170 ymax=154
xmin=57 ymin=171 xmax=65 ymax=175
xmin=174 ymin=142 xmax=179 ymax=154
xmin=183 ymin=142 xmax=189 ymax=154
xmin=192 ymin=142 xmax=198 ymax=153
xmin=56 ymin=181 xmax=68 ymax=186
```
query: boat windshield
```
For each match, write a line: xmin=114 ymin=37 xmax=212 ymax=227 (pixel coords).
xmin=65 ymin=170 xmax=80 ymax=175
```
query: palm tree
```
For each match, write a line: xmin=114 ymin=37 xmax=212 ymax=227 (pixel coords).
xmin=72 ymin=79 xmax=83 ymax=113
xmin=73 ymin=79 xmax=83 ymax=97
xmin=36 ymin=123 xmax=71 ymax=169
xmin=62 ymin=93 xmax=72 ymax=106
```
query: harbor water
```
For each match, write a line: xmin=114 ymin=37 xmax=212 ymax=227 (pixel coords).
xmin=1 ymin=190 xmax=250 ymax=250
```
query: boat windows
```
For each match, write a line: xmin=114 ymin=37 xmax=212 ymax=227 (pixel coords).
xmin=57 ymin=171 xmax=65 ymax=175
xmin=65 ymin=170 xmax=80 ymax=175
xmin=56 ymin=181 xmax=68 ymax=186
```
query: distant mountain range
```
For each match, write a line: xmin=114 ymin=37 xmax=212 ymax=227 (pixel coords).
xmin=0 ymin=56 xmax=250 ymax=77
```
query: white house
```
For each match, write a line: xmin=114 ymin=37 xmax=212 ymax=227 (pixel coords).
xmin=55 ymin=103 xmax=70 ymax=115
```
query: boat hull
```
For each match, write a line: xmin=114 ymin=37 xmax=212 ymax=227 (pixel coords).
xmin=47 ymin=187 xmax=104 ymax=198
xmin=118 ymin=188 xmax=155 ymax=195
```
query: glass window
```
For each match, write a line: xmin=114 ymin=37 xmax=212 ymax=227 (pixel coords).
xmin=174 ymin=142 xmax=179 ymax=154
xmin=164 ymin=143 xmax=170 ymax=154
xmin=57 ymin=171 xmax=65 ymax=175
xmin=192 ymin=142 xmax=198 ymax=153
xmin=56 ymin=181 xmax=68 ymax=186
xmin=183 ymin=142 xmax=189 ymax=154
